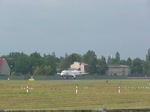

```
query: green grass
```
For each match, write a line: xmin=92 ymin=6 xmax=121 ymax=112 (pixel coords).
xmin=0 ymin=80 xmax=150 ymax=110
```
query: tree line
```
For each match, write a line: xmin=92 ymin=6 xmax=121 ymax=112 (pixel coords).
xmin=2 ymin=49 xmax=150 ymax=76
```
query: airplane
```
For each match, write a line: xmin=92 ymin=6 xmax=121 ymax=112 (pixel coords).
xmin=57 ymin=66 xmax=88 ymax=79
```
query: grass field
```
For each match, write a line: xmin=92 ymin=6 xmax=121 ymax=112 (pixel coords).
xmin=0 ymin=79 xmax=150 ymax=110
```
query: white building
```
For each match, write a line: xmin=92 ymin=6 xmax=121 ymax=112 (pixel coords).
xmin=70 ymin=62 xmax=88 ymax=73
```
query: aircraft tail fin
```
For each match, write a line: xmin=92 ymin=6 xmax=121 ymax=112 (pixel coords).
xmin=77 ymin=62 xmax=81 ymax=71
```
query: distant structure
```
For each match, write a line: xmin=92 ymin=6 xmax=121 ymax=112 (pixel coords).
xmin=107 ymin=65 xmax=131 ymax=76
xmin=0 ymin=58 xmax=10 ymax=75
xmin=70 ymin=62 xmax=88 ymax=73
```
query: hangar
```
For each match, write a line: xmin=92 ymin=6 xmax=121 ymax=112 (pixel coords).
xmin=107 ymin=65 xmax=131 ymax=76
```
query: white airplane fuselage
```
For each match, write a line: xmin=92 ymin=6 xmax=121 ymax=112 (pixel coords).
xmin=58 ymin=70 xmax=86 ymax=79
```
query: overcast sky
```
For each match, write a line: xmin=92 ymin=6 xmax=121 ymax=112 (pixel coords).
xmin=0 ymin=0 xmax=150 ymax=60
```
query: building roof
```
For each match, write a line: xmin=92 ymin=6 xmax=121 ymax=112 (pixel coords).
xmin=73 ymin=62 xmax=88 ymax=65
xmin=0 ymin=58 xmax=6 ymax=68
xmin=108 ymin=65 xmax=130 ymax=68
xmin=0 ymin=58 xmax=10 ymax=75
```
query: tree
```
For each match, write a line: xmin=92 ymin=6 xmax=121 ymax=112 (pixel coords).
xmin=43 ymin=54 xmax=59 ymax=75
xmin=132 ymin=58 xmax=143 ymax=74
xmin=56 ymin=56 xmax=65 ymax=72
xmin=127 ymin=58 xmax=132 ymax=67
xmin=115 ymin=52 xmax=120 ymax=63
xmin=33 ymin=65 xmax=52 ymax=75
xmin=112 ymin=52 xmax=120 ymax=64
xmin=120 ymin=60 xmax=127 ymax=65
xmin=143 ymin=61 xmax=150 ymax=74
xmin=42 ymin=65 xmax=52 ymax=75
xmin=8 ymin=52 xmax=31 ymax=75
xmin=107 ymin=55 xmax=113 ymax=64
xmin=143 ymin=49 xmax=150 ymax=74
xmin=83 ymin=50 xmax=97 ymax=74
xmin=97 ymin=56 xmax=108 ymax=75
xmin=146 ymin=49 xmax=150 ymax=63
xmin=30 ymin=52 xmax=42 ymax=67
xmin=33 ymin=66 xmax=42 ymax=75
xmin=63 ymin=53 xmax=82 ymax=70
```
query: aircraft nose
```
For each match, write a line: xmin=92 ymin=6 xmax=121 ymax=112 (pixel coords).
xmin=61 ymin=72 xmax=64 ymax=76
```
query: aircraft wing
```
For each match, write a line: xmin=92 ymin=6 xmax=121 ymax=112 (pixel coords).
xmin=81 ymin=72 xmax=88 ymax=75
xmin=57 ymin=73 xmax=61 ymax=75
xmin=75 ymin=72 xmax=88 ymax=76
xmin=71 ymin=74 xmax=76 ymax=78
xmin=81 ymin=73 xmax=89 ymax=75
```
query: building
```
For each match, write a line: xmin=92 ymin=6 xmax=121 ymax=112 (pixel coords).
xmin=0 ymin=58 xmax=10 ymax=75
xmin=70 ymin=62 xmax=88 ymax=73
xmin=107 ymin=65 xmax=131 ymax=76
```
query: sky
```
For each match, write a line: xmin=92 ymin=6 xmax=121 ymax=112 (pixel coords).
xmin=0 ymin=0 xmax=150 ymax=60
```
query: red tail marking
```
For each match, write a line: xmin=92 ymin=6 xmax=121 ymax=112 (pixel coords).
xmin=0 ymin=58 xmax=6 ymax=68
xmin=78 ymin=62 xmax=81 ymax=71
xmin=78 ymin=68 xmax=81 ymax=71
